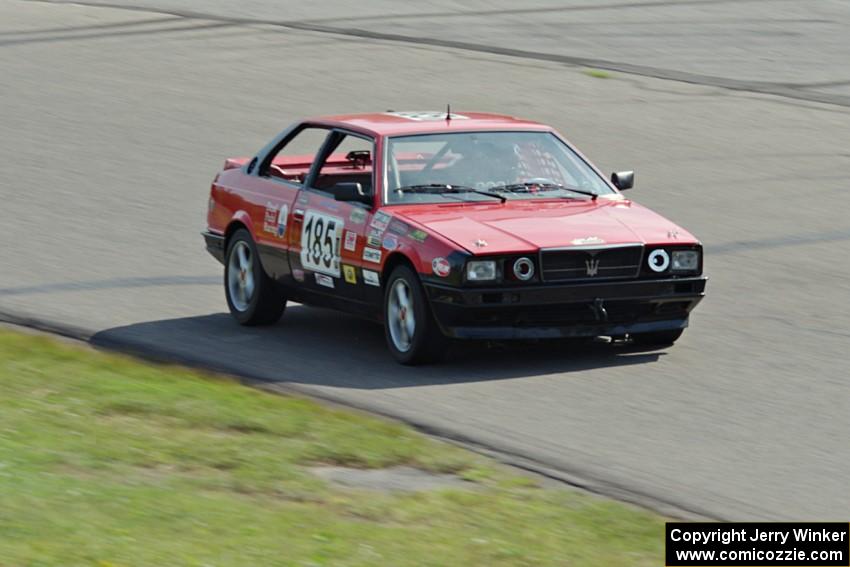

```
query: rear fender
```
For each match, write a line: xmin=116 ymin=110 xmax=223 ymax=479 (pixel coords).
xmin=226 ymin=210 xmax=255 ymax=240
xmin=225 ymin=211 xmax=278 ymax=279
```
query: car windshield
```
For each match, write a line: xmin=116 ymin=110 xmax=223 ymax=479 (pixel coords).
xmin=384 ymin=131 xmax=614 ymax=204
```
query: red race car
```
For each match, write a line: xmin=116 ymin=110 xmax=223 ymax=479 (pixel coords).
xmin=203 ymin=111 xmax=706 ymax=364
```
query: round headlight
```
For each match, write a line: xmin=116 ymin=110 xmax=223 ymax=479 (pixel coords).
xmin=648 ymin=249 xmax=670 ymax=272
xmin=513 ymin=257 xmax=535 ymax=281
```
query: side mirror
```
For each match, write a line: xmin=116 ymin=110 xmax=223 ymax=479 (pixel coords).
xmin=333 ymin=182 xmax=372 ymax=206
xmin=611 ymin=171 xmax=634 ymax=191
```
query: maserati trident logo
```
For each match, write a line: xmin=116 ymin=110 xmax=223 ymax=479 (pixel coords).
xmin=585 ymin=257 xmax=600 ymax=276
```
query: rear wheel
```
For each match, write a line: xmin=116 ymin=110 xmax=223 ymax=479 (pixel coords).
xmin=224 ymin=228 xmax=286 ymax=325
xmin=630 ymin=328 xmax=683 ymax=346
xmin=384 ymin=265 xmax=446 ymax=365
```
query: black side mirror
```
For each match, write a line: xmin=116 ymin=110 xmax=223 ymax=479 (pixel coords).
xmin=333 ymin=182 xmax=372 ymax=205
xmin=611 ymin=171 xmax=634 ymax=190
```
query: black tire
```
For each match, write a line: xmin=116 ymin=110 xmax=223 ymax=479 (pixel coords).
xmin=383 ymin=264 xmax=447 ymax=365
xmin=630 ymin=328 xmax=684 ymax=346
xmin=224 ymin=228 xmax=286 ymax=326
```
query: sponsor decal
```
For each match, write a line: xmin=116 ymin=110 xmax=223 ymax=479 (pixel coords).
xmin=382 ymin=234 xmax=398 ymax=251
xmin=349 ymin=207 xmax=367 ymax=224
xmin=388 ymin=220 xmax=410 ymax=235
xmin=571 ymin=236 xmax=605 ymax=246
xmin=667 ymin=229 xmax=681 ymax=239
xmin=263 ymin=201 xmax=278 ymax=233
xmin=362 ymin=269 xmax=380 ymax=287
xmin=408 ymin=229 xmax=428 ymax=242
xmin=300 ymin=210 xmax=343 ymax=277
xmin=276 ymin=204 xmax=289 ymax=238
xmin=343 ymin=230 xmax=357 ymax=252
xmin=315 ymin=273 xmax=335 ymax=288
xmin=367 ymin=227 xmax=383 ymax=247
xmin=474 ymin=238 xmax=488 ymax=248
xmin=432 ymin=257 xmax=451 ymax=277
xmin=362 ymin=247 xmax=382 ymax=264
xmin=292 ymin=268 xmax=305 ymax=282
xmin=343 ymin=264 xmax=357 ymax=285
xmin=370 ymin=211 xmax=391 ymax=232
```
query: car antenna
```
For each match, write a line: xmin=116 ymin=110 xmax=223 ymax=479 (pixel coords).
xmin=446 ymin=103 xmax=451 ymax=122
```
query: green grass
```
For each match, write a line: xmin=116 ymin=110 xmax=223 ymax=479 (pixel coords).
xmin=583 ymin=68 xmax=612 ymax=79
xmin=0 ymin=329 xmax=664 ymax=566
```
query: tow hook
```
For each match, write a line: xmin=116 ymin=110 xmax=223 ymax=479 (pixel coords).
xmin=591 ymin=298 xmax=608 ymax=322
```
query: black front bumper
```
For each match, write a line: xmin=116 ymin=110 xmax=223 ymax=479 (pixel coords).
xmin=424 ymin=276 xmax=707 ymax=340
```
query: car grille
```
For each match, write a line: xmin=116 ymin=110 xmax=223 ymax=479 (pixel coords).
xmin=540 ymin=245 xmax=643 ymax=282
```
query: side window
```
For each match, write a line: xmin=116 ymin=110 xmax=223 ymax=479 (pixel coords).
xmin=261 ymin=126 xmax=330 ymax=184
xmin=312 ymin=133 xmax=374 ymax=197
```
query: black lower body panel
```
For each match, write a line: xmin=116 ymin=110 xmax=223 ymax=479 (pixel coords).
xmin=424 ymin=277 xmax=706 ymax=340
xmin=202 ymin=231 xmax=226 ymax=264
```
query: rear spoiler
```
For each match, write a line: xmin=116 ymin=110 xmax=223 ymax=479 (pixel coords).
xmin=223 ymin=157 xmax=250 ymax=171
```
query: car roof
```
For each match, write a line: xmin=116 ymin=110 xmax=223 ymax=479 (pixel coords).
xmin=305 ymin=111 xmax=553 ymax=137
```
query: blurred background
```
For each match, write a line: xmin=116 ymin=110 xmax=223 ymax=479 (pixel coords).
xmin=2 ymin=0 xmax=849 ymax=525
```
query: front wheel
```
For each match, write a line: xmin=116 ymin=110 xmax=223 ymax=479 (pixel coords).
xmin=224 ymin=229 xmax=286 ymax=326
xmin=384 ymin=265 xmax=447 ymax=365
xmin=630 ymin=328 xmax=684 ymax=346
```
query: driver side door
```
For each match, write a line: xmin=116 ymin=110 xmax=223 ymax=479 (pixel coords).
xmin=289 ymin=130 xmax=376 ymax=304
xmin=251 ymin=124 xmax=333 ymax=286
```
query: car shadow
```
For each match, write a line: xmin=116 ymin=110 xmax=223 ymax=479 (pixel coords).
xmin=90 ymin=305 xmax=666 ymax=389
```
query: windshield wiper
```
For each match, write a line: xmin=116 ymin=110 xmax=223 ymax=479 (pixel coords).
xmin=395 ymin=184 xmax=506 ymax=203
xmin=496 ymin=182 xmax=598 ymax=201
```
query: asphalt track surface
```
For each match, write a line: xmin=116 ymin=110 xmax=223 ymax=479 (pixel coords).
xmin=2 ymin=0 xmax=849 ymax=520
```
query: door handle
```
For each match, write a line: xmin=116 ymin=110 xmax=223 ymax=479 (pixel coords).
xmin=293 ymin=208 xmax=304 ymax=221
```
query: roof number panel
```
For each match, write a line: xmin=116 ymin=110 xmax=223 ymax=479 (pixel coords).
xmin=384 ymin=111 xmax=469 ymax=121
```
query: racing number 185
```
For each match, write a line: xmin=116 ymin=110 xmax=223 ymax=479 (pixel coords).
xmin=301 ymin=210 xmax=342 ymax=277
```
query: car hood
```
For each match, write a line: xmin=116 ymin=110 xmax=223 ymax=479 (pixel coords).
xmin=393 ymin=198 xmax=698 ymax=254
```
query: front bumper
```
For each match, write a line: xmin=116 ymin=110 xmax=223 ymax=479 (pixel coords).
xmin=424 ymin=276 xmax=707 ymax=340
